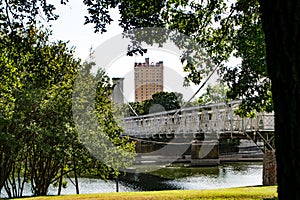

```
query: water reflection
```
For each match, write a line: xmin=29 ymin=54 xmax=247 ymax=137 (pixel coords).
xmin=167 ymin=163 xmax=263 ymax=190
xmin=0 ymin=162 xmax=263 ymax=197
xmin=120 ymin=162 xmax=263 ymax=191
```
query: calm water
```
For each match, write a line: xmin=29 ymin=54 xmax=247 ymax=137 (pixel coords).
xmin=0 ymin=162 xmax=263 ymax=197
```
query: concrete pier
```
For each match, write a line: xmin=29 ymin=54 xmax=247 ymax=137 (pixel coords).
xmin=191 ymin=140 xmax=220 ymax=166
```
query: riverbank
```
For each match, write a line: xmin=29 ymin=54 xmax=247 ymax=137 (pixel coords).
xmin=14 ymin=186 xmax=277 ymax=200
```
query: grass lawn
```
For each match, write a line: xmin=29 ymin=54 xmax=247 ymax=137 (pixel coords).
xmin=14 ymin=185 xmax=277 ymax=200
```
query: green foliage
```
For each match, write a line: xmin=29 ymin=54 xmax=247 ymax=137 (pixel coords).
xmin=198 ymin=83 xmax=229 ymax=105
xmin=0 ymin=0 xmax=66 ymax=33
xmin=0 ymin=26 xmax=83 ymax=197
xmin=126 ymin=91 xmax=183 ymax=116
xmin=73 ymin=58 xmax=136 ymax=171
xmin=0 ymin=0 xmax=273 ymax=118
xmin=153 ymin=92 xmax=183 ymax=110
xmin=127 ymin=101 xmax=146 ymax=116
xmin=222 ymin=3 xmax=273 ymax=115
xmin=0 ymin=28 xmax=135 ymax=198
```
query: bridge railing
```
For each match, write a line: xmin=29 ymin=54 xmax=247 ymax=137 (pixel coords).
xmin=122 ymin=101 xmax=274 ymax=138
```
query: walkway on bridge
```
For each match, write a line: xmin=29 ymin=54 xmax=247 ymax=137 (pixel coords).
xmin=122 ymin=100 xmax=275 ymax=151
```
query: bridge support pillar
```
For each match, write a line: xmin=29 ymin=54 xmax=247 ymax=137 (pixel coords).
xmin=263 ymin=149 xmax=277 ymax=185
xmin=191 ymin=140 xmax=220 ymax=166
xmin=135 ymin=140 xmax=154 ymax=153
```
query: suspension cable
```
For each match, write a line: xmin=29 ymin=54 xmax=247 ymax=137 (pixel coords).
xmin=174 ymin=63 xmax=220 ymax=116
xmin=116 ymin=84 xmax=139 ymax=117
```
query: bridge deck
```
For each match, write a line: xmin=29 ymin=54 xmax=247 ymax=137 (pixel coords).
xmin=123 ymin=101 xmax=274 ymax=137
xmin=121 ymin=101 xmax=274 ymax=150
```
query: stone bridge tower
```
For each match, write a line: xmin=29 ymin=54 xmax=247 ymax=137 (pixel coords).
xmin=112 ymin=77 xmax=124 ymax=106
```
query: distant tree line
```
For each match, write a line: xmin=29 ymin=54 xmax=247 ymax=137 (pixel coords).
xmin=123 ymin=84 xmax=233 ymax=117
xmin=124 ymin=92 xmax=183 ymax=116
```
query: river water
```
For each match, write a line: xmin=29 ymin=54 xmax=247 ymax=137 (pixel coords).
xmin=0 ymin=162 xmax=263 ymax=197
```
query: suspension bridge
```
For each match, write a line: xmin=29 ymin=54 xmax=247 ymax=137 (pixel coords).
xmin=119 ymin=100 xmax=275 ymax=166
xmin=123 ymin=100 xmax=274 ymax=144
xmin=112 ymin=65 xmax=276 ymax=184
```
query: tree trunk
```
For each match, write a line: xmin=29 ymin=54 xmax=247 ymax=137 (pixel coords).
xmin=263 ymin=149 xmax=277 ymax=185
xmin=116 ymin=177 xmax=119 ymax=192
xmin=73 ymin=166 xmax=79 ymax=194
xmin=259 ymin=0 xmax=300 ymax=199
xmin=0 ymin=156 xmax=13 ymax=194
xmin=58 ymin=166 xmax=64 ymax=196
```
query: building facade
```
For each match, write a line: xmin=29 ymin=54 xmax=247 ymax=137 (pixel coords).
xmin=134 ymin=58 xmax=164 ymax=102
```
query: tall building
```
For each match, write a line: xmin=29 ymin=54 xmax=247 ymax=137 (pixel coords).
xmin=134 ymin=58 xmax=164 ymax=102
xmin=112 ymin=77 xmax=124 ymax=106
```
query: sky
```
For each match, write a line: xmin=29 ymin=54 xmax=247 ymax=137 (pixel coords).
xmin=47 ymin=1 xmax=232 ymax=102
xmin=48 ymin=1 xmax=122 ymax=60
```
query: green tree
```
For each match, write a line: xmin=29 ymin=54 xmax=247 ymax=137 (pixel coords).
xmin=0 ymin=27 xmax=81 ymax=197
xmin=198 ymin=83 xmax=229 ymax=105
xmin=151 ymin=91 xmax=183 ymax=112
xmin=127 ymin=102 xmax=145 ymax=116
xmin=126 ymin=92 xmax=183 ymax=116
xmin=70 ymin=59 xmax=136 ymax=195
xmin=0 ymin=28 xmax=135 ymax=197
xmin=223 ymin=8 xmax=273 ymax=115
xmin=0 ymin=34 xmax=22 ymax=196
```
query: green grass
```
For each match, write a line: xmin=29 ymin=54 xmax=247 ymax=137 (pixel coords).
xmin=15 ymin=186 xmax=277 ymax=200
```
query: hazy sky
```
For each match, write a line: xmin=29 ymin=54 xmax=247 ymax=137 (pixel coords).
xmin=48 ymin=1 xmax=121 ymax=60
xmin=47 ymin=1 xmax=231 ymax=102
